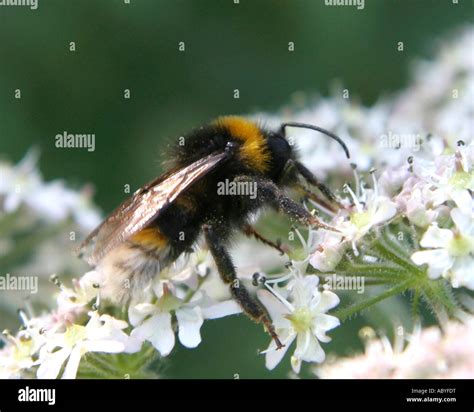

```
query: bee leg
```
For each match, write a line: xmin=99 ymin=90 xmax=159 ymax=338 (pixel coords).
xmin=203 ymin=223 xmax=284 ymax=349
xmin=293 ymin=161 xmax=343 ymax=209
xmin=234 ymin=175 xmax=340 ymax=233
xmin=242 ymin=224 xmax=289 ymax=255
xmin=295 ymin=184 xmax=339 ymax=213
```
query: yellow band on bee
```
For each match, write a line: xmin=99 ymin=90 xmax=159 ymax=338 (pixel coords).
xmin=214 ymin=116 xmax=270 ymax=173
xmin=131 ymin=228 xmax=168 ymax=248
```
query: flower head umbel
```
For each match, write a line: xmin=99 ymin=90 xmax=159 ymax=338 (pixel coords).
xmin=258 ymin=275 xmax=340 ymax=373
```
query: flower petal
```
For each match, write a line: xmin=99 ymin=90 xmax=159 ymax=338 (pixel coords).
xmin=176 ymin=307 xmax=203 ymax=348
xmin=264 ymin=331 xmax=294 ymax=371
xmin=295 ymin=331 xmax=325 ymax=364
xmin=131 ymin=313 xmax=175 ymax=357
xmin=257 ymin=289 xmax=291 ymax=329
xmin=292 ymin=275 xmax=320 ymax=307
xmin=372 ymin=199 xmax=397 ymax=226
xmin=128 ymin=303 xmax=157 ymax=326
xmin=37 ymin=347 xmax=71 ymax=379
xmin=447 ymin=257 xmax=474 ymax=290
xmin=419 ymin=225 xmax=452 ymax=248
xmin=201 ymin=300 xmax=242 ymax=319
xmin=309 ymin=243 xmax=345 ymax=272
xmin=61 ymin=345 xmax=83 ymax=379
xmin=314 ymin=290 xmax=340 ymax=312
xmin=451 ymin=208 xmax=473 ymax=233
xmin=312 ymin=314 xmax=340 ymax=342
xmin=411 ymin=249 xmax=452 ymax=279
xmin=450 ymin=189 xmax=473 ymax=216
xmin=150 ymin=313 xmax=175 ymax=356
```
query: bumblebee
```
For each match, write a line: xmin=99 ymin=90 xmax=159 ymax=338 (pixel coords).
xmin=79 ymin=116 xmax=350 ymax=348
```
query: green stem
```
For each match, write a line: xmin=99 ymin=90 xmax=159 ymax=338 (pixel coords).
xmin=335 ymin=267 xmax=406 ymax=281
xmin=333 ymin=278 xmax=416 ymax=321
xmin=81 ymin=353 xmax=122 ymax=378
xmin=373 ymin=241 xmax=423 ymax=275
xmin=411 ymin=288 xmax=421 ymax=320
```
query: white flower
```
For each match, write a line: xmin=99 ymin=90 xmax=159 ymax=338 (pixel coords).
xmin=37 ymin=312 xmax=139 ymax=379
xmin=258 ymin=275 xmax=340 ymax=373
xmin=0 ymin=150 xmax=101 ymax=229
xmin=151 ymin=250 xmax=212 ymax=298
xmin=309 ymin=229 xmax=346 ymax=272
xmin=129 ymin=292 xmax=179 ymax=357
xmin=403 ymin=187 xmax=439 ymax=227
xmin=316 ymin=317 xmax=474 ymax=379
xmin=309 ymin=172 xmax=397 ymax=271
xmin=0 ymin=325 xmax=45 ymax=379
xmin=27 ymin=181 xmax=77 ymax=222
xmin=0 ymin=311 xmax=69 ymax=379
xmin=378 ymin=166 xmax=411 ymax=197
xmin=56 ymin=271 xmax=101 ymax=314
xmin=289 ymin=228 xmax=320 ymax=273
xmin=341 ymin=184 xmax=397 ymax=244
xmin=395 ymin=176 xmax=439 ymax=227
xmin=129 ymin=288 xmax=240 ymax=356
xmin=0 ymin=150 xmax=41 ymax=213
xmin=427 ymin=146 xmax=474 ymax=216
xmin=0 ymin=335 xmax=37 ymax=379
xmin=411 ymin=208 xmax=474 ymax=289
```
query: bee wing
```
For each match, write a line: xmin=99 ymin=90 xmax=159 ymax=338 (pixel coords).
xmin=78 ymin=151 xmax=228 ymax=265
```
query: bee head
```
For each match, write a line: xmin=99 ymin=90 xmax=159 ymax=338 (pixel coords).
xmin=267 ymin=121 xmax=351 ymax=184
xmin=212 ymin=117 xmax=350 ymax=183
xmin=265 ymin=131 xmax=293 ymax=181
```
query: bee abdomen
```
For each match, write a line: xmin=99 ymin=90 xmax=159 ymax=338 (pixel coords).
xmin=95 ymin=228 xmax=172 ymax=304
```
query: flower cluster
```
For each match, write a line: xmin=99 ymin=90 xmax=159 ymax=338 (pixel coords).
xmin=0 ymin=150 xmax=101 ymax=230
xmin=315 ymin=317 xmax=474 ymax=379
xmin=308 ymin=144 xmax=473 ymax=291
xmin=272 ymin=28 xmax=474 ymax=292
xmin=0 ymin=250 xmax=244 ymax=378
xmin=0 ymin=150 xmax=102 ymax=312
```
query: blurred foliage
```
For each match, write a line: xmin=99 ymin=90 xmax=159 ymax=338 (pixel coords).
xmin=0 ymin=0 xmax=472 ymax=378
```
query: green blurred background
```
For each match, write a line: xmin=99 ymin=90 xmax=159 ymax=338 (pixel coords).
xmin=0 ymin=0 xmax=472 ymax=378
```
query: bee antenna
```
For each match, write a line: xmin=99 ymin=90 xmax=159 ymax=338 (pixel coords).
xmin=281 ymin=122 xmax=351 ymax=159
